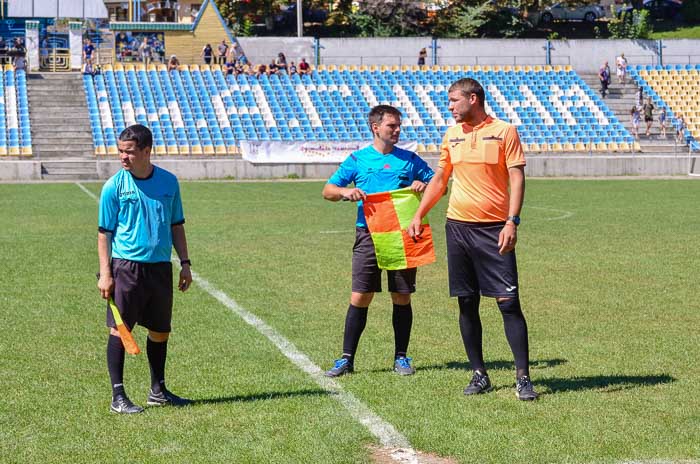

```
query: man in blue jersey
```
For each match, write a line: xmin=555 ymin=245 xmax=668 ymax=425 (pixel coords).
xmin=322 ymin=105 xmax=434 ymax=377
xmin=97 ymin=124 xmax=192 ymax=414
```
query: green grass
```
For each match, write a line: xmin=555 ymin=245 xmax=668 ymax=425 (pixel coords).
xmin=1 ymin=180 xmax=700 ymax=463
xmin=651 ymin=23 xmax=700 ymax=38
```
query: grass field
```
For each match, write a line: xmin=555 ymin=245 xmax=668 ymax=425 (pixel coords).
xmin=1 ymin=179 xmax=699 ymax=464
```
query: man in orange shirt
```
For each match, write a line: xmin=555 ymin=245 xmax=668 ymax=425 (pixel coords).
xmin=408 ymin=78 xmax=537 ymax=401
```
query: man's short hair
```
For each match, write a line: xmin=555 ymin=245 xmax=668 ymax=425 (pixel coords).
xmin=368 ymin=105 xmax=402 ymax=129
xmin=449 ymin=78 xmax=486 ymax=106
xmin=119 ymin=124 xmax=153 ymax=150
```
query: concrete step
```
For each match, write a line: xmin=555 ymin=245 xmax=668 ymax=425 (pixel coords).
xmin=30 ymin=123 xmax=92 ymax=131
xmin=32 ymin=137 xmax=94 ymax=145
xmin=30 ymin=113 xmax=90 ymax=121
xmin=34 ymin=144 xmax=95 ymax=153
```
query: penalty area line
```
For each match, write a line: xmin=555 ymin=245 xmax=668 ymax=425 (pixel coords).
xmin=76 ymin=181 xmax=417 ymax=463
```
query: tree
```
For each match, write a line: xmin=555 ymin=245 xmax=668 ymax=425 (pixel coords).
xmin=350 ymin=0 xmax=431 ymax=37
xmin=608 ymin=6 xmax=652 ymax=39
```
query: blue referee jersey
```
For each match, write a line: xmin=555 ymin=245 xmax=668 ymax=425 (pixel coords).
xmin=98 ymin=166 xmax=184 ymax=263
xmin=328 ymin=145 xmax=434 ymax=227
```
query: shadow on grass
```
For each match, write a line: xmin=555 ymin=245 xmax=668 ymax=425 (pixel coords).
xmin=538 ymin=374 xmax=675 ymax=394
xmin=416 ymin=358 xmax=568 ymax=373
xmin=192 ymin=388 xmax=328 ymax=406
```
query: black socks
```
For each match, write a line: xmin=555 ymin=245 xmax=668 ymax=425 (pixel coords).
xmin=147 ymin=337 xmax=168 ymax=394
xmin=392 ymin=303 xmax=413 ymax=358
xmin=458 ymin=295 xmax=485 ymax=373
xmin=107 ymin=334 xmax=125 ymax=398
xmin=341 ymin=304 xmax=368 ymax=364
xmin=496 ymin=298 xmax=530 ymax=377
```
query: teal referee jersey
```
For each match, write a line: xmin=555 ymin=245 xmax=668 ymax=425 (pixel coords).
xmin=98 ymin=166 xmax=184 ymax=263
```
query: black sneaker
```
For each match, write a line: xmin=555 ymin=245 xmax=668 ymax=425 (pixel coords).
xmin=110 ymin=394 xmax=144 ymax=414
xmin=515 ymin=376 xmax=538 ymax=401
xmin=324 ymin=358 xmax=354 ymax=377
xmin=147 ymin=388 xmax=192 ymax=407
xmin=393 ymin=356 xmax=416 ymax=376
xmin=463 ymin=371 xmax=493 ymax=395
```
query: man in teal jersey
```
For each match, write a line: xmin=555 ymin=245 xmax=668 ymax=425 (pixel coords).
xmin=322 ymin=105 xmax=434 ymax=377
xmin=97 ymin=124 xmax=193 ymax=414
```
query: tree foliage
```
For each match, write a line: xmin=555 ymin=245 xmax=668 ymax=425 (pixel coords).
xmin=350 ymin=0 xmax=431 ymax=37
xmin=681 ymin=0 xmax=700 ymax=22
xmin=608 ymin=6 xmax=652 ymax=39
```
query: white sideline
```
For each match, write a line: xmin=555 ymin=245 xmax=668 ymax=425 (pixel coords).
xmin=76 ymin=182 xmax=418 ymax=464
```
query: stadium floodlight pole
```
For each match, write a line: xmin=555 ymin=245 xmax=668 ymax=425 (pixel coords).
xmin=297 ymin=0 xmax=303 ymax=37
xmin=657 ymin=39 xmax=665 ymax=67
xmin=431 ymin=38 xmax=439 ymax=66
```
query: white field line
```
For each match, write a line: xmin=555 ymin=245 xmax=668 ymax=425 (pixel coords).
xmin=77 ymin=182 xmax=418 ymax=464
xmin=76 ymin=182 xmax=98 ymax=201
xmin=524 ymin=205 xmax=575 ymax=222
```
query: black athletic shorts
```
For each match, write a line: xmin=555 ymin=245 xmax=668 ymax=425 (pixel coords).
xmin=106 ymin=258 xmax=173 ymax=332
xmin=352 ymin=227 xmax=416 ymax=294
xmin=445 ymin=219 xmax=519 ymax=298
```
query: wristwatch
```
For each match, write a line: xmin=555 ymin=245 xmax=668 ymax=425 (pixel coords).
xmin=180 ymin=259 xmax=192 ymax=267
xmin=506 ymin=215 xmax=521 ymax=226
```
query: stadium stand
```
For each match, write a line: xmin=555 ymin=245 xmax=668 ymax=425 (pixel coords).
xmin=0 ymin=66 xmax=31 ymax=156
xmin=84 ymin=63 xmax=632 ymax=155
xmin=629 ymin=65 xmax=699 ymax=148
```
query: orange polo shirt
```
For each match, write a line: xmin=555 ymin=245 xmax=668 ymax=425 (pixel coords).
xmin=438 ymin=116 xmax=525 ymax=222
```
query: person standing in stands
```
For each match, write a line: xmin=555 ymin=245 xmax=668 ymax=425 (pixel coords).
xmin=659 ymin=107 xmax=667 ymax=138
xmin=616 ymin=53 xmax=628 ymax=86
xmin=418 ymin=48 xmax=427 ymax=66
xmin=138 ymin=38 xmax=151 ymax=66
xmin=631 ymin=105 xmax=641 ymax=139
xmin=200 ymin=43 xmax=213 ymax=65
xmin=643 ymin=97 xmax=655 ymax=138
xmin=97 ymin=124 xmax=193 ymax=414
xmin=598 ymin=60 xmax=611 ymax=98
xmin=322 ymin=105 xmax=434 ymax=378
xmin=298 ymin=57 xmax=310 ymax=75
xmin=83 ymin=38 xmax=96 ymax=67
xmin=407 ymin=78 xmax=538 ymax=401
xmin=216 ymin=39 xmax=228 ymax=65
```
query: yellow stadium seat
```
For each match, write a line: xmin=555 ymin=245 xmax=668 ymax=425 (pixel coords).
xmin=619 ymin=142 xmax=630 ymax=151
xmin=9 ymin=146 xmax=19 ymax=155
xmin=215 ymin=144 xmax=227 ymax=155
xmin=514 ymin=65 xmax=523 ymax=72
xmin=21 ymin=147 xmax=32 ymax=156
xmin=527 ymin=143 xmax=539 ymax=152
xmin=147 ymin=64 xmax=157 ymax=71
xmin=316 ymin=64 xmax=326 ymax=71
xmin=368 ymin=64 xmax=378 ymax=72
xmin=533 ymin=65 xmax=543 ymax=72
xmin=473 ymin=65 xmax=482 ymax=72
xmin=107 ymin=145 xmax=118 ymax=155
xmin=157 ymin=64 xmax=167 ymax=72
xmin=633 ymin=142 xmax=642 ymax=152
xmin=563 ymin=142 xmax=575 ymax=151
xmin=543 ymin=65 xmax=553 ymax=73
xmin=229 ymin=145 xmax=241 ymax=156
xmin=400 ymin=65 xmax=409 ymax=71
xmin=0 ymin=146 xmax=7 ymax=156
xmin=550 ymin=142 xmax=562 ymax=151
xmin=608 ymin=142 xmax=619 ymax=152
xmin=493 ymin=65 xmax=502 ymax=72
xmin=595 ymin=142 xmax=608 ymax=152
xmin=94 ymin=146 xmax=105 ymax=156
xmin=203 ymin=145 xmax=215 ymax=155
xmin=327 ymin=64 xmax=337 ymax=71
xmin=481 ymin=65 xmax=492 ymax=72
xmin=574 ymin=142 xmax=587 ymax=152
xmin=391 ymin=65 xmax=400 ymax=72
xmin=522 ymin=65 xmax=532 ymax=73
xmin=426 ymin=144 xmax=438 ymax=152
xmin=564 ymin=65 xmax=572 ymax=72
xmin=503 ymin=65 xmax=513 ymax=72
xmin=410 ymin=65 xmax=420 ymax=71
xmin=179 ymin=144 xmax=190 ymax=154
xmin=166 ymin=145 xmax=179 ymax=155
xmin=155 ymin=145 xmax=166 ymax=155
xmin=416 ymin=143 xmax=426 ymax=152
xmin=190 ymin=145 xmax=203 ymax=155
xmin=359 ymin=65 xmax=368 ymax=72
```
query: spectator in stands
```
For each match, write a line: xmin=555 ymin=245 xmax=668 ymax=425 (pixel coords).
xmin=630 ymin=105 xmax=641 ymax=139
xmin=238 ymin=53 xmax=249 ymax=66
xmin=637 ymin=86 xmax=644 ymax=106
xmin=0 ymin=36 xmax=6 ymax=66
xmin=267 ymin=57 xmax=278 ymax=76
xmin=200 ymin=43 xmax=213 ymax=65
xmin=255 ymin=63 xmax=267 ymax=78
xmin=138 ymin=38 xmax=152 ymax=66
xmin=616 ymin=53 xmax=628 ymax=86
xmin=13 ymin=54 xmax=26 ymax=72
xmin=115 ymin=32 xmax=128 ymax=60
xmin=288 ymin=61 xmax=297 ymax=75
xmin=40 ymin=36 xmax=49 ymax=63
xmin=298 ymin=57 xmax=310 ymax=75
xmin=224 ymin=59 xmax=235 ymax=76
xmin=321 ymin=104 xmax=434 ymax=380
xmin=643 ymin=97 xmax=655 ymax=137
xmin=418 ymin=47 xmax=427 ymax=66
xmin=659 ymin=107 xmax=667 ymax=138
xmin=83 ymin=38 xmax=95 ymax=66
xmin=216 ymin=39 xmax=228 ymax=65
xmin=275 ymin=52 xmax=288 ymax=73
xmin=167 ymin=55 xmax=180 ymax=72
xmin=676 ymin=114 xmax=687 ymax=144
xmin=598 ymin=60 xmax=610 ymax=98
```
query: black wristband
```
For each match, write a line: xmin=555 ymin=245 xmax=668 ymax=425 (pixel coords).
xmin=180 ymin=259 xmax=191 ymax=267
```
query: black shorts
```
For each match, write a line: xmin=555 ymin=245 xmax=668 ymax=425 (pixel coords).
xmin=106 ymin=258 xmax=173 ymax=332
xmin=352 ymin=227 xmax=416 ymax=294
xmin=644 ymin=116 xmax=653 ymax=122
xmin=445 ymin=219 xmax=519 ymax=298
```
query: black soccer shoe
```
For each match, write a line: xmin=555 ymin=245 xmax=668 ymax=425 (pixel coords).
xmin=515 ymin=376 xmax=539 ymax=401
xmin=463 ymin=371 xmax=493 ymax=395
xmin=110 ymin=394 xmax=144 ymax=414
xmin=147 ymin=388 xmax=192 ymax=407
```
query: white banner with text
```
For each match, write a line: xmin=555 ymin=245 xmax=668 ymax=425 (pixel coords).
xmin=240 ymin=141 xmax=419 ymax=164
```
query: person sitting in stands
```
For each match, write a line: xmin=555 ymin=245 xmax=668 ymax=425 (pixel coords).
xmin=275 ymin=52 xmax=288 ymax=73
xmin=288 ymin=61 xmax=297 ymax=75
xmin=298 ymin=57 xmax=310 ymax=75
xmin=167 ymin=55 xmax=180 ymax=72
xmin=267 ymin=57 xmax=278 ymax=76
